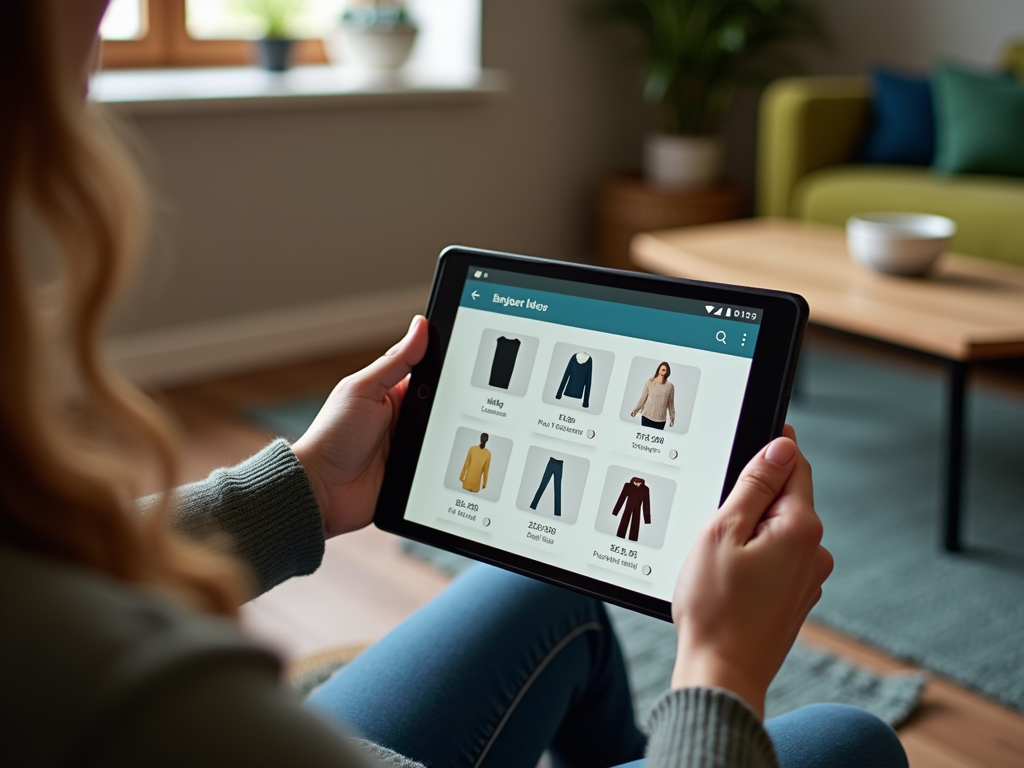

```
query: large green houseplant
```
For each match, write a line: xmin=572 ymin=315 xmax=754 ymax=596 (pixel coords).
xmin=590 ymin=0 xmax=826 ymax=187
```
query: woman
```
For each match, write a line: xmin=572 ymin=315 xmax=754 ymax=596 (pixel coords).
xmin=0 ymin=3 xmax=908 ymax=767
xmin=632 ymin=362 xmax=676 ymax=430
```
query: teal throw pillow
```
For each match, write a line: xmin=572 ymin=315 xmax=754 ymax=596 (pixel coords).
xmin=932 ymin=63 xmax=1024 ymax=177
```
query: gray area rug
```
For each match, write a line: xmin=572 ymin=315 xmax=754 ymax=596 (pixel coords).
xmin=789 ymin=343 xmax=1024 ymax=713
xmin=245 ymin=337 xmax=1024 ymax=717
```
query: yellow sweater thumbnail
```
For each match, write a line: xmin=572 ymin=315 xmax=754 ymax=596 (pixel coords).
xmin=459 ymin=445 xmax=491 ymax=492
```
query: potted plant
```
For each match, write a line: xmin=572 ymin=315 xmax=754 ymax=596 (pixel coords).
xmin=589 ymin=0 xmax=826 ymax=188
xmin=244 ymin=0 xmax=305 ymax=72
xmin=327 ymin=1 xmax=419 ymax=71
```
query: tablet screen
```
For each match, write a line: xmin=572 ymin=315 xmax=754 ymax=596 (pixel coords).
xmin=399 ymin=264 xmax=766 ymax=604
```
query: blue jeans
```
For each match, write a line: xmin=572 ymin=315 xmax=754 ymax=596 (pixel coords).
xmin=530 ymin=457 xmax=563 ymax=517
xmin=308 ymin=565 xmax=907 ymax=768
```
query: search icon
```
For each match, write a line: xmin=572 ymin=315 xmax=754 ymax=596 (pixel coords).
xmin=716 ymin=330 xmax=727 ymax=344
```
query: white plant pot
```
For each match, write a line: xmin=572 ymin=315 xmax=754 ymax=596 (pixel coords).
xmin=326 ymin=24 xmax=419 ymax=71
xmin=643 ymin=134 xmax=722 ymax=189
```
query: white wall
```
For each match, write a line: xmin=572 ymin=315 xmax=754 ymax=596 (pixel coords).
xmin=107 ymin=0 xmax=644 ymax=342
xmin=806 ymin=0 xmax=1023 ymax=73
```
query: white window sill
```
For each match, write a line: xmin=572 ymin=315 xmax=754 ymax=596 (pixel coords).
xmin=90 ymin=65 xmax=509 ymax=116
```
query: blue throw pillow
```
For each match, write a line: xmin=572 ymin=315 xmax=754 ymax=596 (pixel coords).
xmin=860 ymin=68 xmax=935 ymax=165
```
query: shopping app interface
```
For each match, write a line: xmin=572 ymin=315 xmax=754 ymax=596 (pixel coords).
xmin=403 ymin=267 xmax=764 ymax=602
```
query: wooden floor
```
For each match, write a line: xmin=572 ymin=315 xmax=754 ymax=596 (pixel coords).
xmin=157 ymin=335 xmax=1024 ymax=768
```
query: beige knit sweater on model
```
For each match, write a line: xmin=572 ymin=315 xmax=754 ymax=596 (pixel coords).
xmin=635 ymin=378 xmax=676 ymax=424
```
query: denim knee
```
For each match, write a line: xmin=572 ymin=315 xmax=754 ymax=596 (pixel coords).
xmin=768 ymin=703 xmax=907 ymax=768
xmin=457 ymin=564 xmax=603 ymax=622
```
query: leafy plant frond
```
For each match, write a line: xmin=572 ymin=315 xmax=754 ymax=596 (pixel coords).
xmin=585 ymin=0 xmax=828 ymax=134
xmin=237 ymin=0 xmax=307 ymax=39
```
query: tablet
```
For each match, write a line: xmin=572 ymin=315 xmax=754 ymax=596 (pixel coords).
xmin=375 ymin=246 xmax=807 ymax=620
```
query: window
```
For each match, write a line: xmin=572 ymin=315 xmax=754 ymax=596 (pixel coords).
xmin=186 ymin=0 xmax=346 ymax=40
xmin=100 ymin=0 xmax=144 ymax=40
xmin=100 ymin=0 xmax=331 ymax=69
xmin=98 ymin=0 xmax=482 ymax=78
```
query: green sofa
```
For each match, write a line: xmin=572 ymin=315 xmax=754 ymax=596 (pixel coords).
xmin=756 ymin=47 xmax=1024 ymax=268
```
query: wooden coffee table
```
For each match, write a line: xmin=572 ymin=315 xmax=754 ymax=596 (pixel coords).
xmin=631 ymin=218 xmax=1024 ymax=552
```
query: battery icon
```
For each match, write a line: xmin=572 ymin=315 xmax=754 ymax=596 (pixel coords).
xmin=726 ymin=308 xmax=732 ymax=317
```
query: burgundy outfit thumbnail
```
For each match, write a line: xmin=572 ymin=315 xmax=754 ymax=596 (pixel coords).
xmin=612 ymin=477 xmax=651 ymax=542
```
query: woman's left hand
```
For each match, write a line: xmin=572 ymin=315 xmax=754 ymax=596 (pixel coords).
xmin=292 ymin=316 xmax=429 ymax=537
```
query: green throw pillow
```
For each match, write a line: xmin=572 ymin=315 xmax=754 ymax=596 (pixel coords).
xmin=932 ymin=63 xmax=1024 ymax=177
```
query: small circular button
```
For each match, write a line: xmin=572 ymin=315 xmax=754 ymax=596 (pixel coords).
xmin=586 ymin=429 xmax=596 ymax=439
xmin=642 ymin=565 xmax=652 ymax=576
xmin=482 ymin=517 xmax=491 ymax=527
xmin=669 ymin=449 xmax=678 ymax=460
xmin=417 ymin=384 xmax=430 ymax=399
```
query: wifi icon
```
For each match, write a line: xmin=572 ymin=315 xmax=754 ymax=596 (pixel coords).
xmin=705 ymin=305 xmax=715 ymax=314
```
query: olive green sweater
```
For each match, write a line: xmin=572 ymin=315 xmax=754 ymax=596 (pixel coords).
xmin=0 ymin=440 xmax=777 ymax=768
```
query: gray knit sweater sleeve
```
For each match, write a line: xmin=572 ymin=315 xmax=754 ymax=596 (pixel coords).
xmin=645 ymin=688 xmax=779 ymax=768
xmin=166 ymin=439 xmax=326 ymax=595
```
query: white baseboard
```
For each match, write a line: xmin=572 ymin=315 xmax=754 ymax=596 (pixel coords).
xmin=105 ymin=283 xmax=431 ymax=388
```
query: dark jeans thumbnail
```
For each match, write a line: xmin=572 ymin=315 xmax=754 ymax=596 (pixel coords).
xmin=530 ymin=457 xmax=564 ymax=517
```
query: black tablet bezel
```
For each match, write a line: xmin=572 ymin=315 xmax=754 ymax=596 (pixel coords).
xmin=374 ymin=246 xmax=808 ymax=621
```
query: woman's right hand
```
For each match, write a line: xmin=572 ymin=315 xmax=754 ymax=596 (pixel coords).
xmin=669 ymin=425 xmax=832 ymax=719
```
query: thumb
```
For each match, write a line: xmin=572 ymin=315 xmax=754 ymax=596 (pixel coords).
xmin=349 ymin=315 xmax=429 ymax=400
xmin=715 ymin=437 xmax=798 ymax=544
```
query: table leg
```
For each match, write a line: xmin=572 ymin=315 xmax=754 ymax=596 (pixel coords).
xmin=943 ymin=360 xmax=968 ymax=552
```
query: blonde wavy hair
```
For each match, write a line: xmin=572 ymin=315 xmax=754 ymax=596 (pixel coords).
xmin=0 ymin=3 xmax=250 ymax=614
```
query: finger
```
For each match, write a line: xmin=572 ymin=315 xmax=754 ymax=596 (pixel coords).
xmin=802 ymin=586 xmax=823 ymax=620
xmin=349 ymin=316 xmax=429 ymax=400
xmin=715 ymin=437 xmax=799 ymax=544
xmin=816 ymin=545 xmax=834 ymax=583
xmin=782 ymin=424 xmax=797 ymax=441
xmin=764 ymin=448 xmax=816 ymax=526
xmin=796 ymin=547 xmax=832 ymax=611
xmin=757 ymin=450 xmax=819 ymax=540
xmin=387 ymin=375 xmax=412 ymax=437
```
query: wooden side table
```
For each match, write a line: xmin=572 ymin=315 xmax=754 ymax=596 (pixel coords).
xmin=596 ymin=173 xmax=742 ymax=271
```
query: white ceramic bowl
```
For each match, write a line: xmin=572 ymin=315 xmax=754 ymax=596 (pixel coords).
xmin=846 ymin=212 xmax=957 ymax=276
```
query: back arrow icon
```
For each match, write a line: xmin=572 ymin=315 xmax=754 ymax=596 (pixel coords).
xmin=471 ymin=291 xmax=480 ymax=299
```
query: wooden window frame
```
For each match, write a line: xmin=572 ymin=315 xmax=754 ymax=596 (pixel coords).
xmin=101 ymin=0 xmax=326 ymax=69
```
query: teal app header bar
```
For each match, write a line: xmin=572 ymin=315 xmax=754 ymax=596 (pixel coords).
xmin=459 ymin=280 xmax=758 ymax=358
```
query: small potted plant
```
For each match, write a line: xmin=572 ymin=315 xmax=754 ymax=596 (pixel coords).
xmin=589 ymin=0 xmax=826 ymax=188
xmin=327 ymin=1 xmax=419 ymax=71
xmin=244 ymin=0 xmax=305 ymax=72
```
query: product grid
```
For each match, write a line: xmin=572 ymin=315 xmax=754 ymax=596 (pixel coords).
xmin=407 ymin=310 xmax=752 ymax=601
